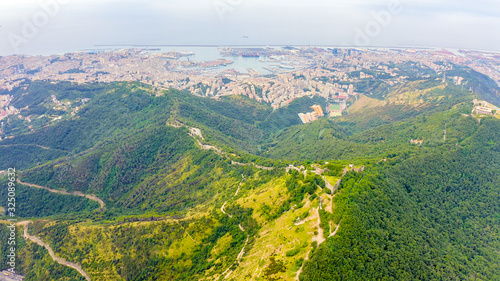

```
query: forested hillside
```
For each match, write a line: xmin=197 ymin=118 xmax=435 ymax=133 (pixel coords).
xmin=1 ymin=79 xmax=499 ymax=280
xmin=301 ymin=118 xmax=500 ymax=280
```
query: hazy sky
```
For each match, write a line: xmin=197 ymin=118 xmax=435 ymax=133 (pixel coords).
xmin=1 ymin=0 xmax=499 ymax=55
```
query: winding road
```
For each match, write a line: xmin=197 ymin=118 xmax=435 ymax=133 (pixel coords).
xmin=19 ymin=221 xmax=91 ymax=281
xmin=11 ymin=178 xmax=106 ymax=280
xmin=16 ymin=178 xmax=105 ymax=211
xmin=169 ymin=121 xmax=276 ymax=171
xmin=0 ymin=144 xmax=68 ymax=152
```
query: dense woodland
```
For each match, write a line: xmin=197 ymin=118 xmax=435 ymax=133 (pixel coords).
xmin=301 ymin=118 xmax=500 ymax=280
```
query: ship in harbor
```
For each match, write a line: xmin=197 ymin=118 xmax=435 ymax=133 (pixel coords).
xmin=218 ymin=47 xmax=267 ymax=57
xmin=241 ymin=52 xmax=260 ymax=58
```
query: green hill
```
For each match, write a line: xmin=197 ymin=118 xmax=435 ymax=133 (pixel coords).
xmin=1 ymin=79 xmax=499 ymax=280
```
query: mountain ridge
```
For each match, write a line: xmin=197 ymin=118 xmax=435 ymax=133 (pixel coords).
xmin=0 ymin=78 xmax=499 ymax=280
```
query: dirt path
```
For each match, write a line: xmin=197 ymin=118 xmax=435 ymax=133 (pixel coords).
xmin=328 ymin=220 xmax=341 ymax=238
xmin=295 ymin=183 xmax=341 ymax=280
xmin=0 ymin=144 xmax=67 ymax=151
xmin=295 ymin=206 xmax=325 ymax=280
xmin=17 ymin=178 xmax=105 ymax=211
xmin=315 ymin=207 xmax=325 ymax=245
xmin=236 ymin=235 xmax=249 ymax=260
xmin=168 ymin=122 xmax=275 ymax=171
xmin=219 ymin=177 xmax=249 ymax=280
xmin=20 ymin=221 xmax=91 ymax=281
xmin=221 ymin=177 xmax=245 ymax=219
xmin=295 ymin=250 xmax=310 ymax=280
xmin=220 ymin=201 xmax=232 ymax=218
xmin=234 ymin=177 xmax=243 ymax=197
xmin=175 ymin=221 xmax=200 ymax=245
xmin=295 ymin=216 xmax=340 ymax=280
xmin=221 ymin=235 xmax=249 ymax=280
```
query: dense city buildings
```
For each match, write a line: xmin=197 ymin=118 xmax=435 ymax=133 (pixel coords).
xmin=1 ymin=47 xmax=499 ymax=124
